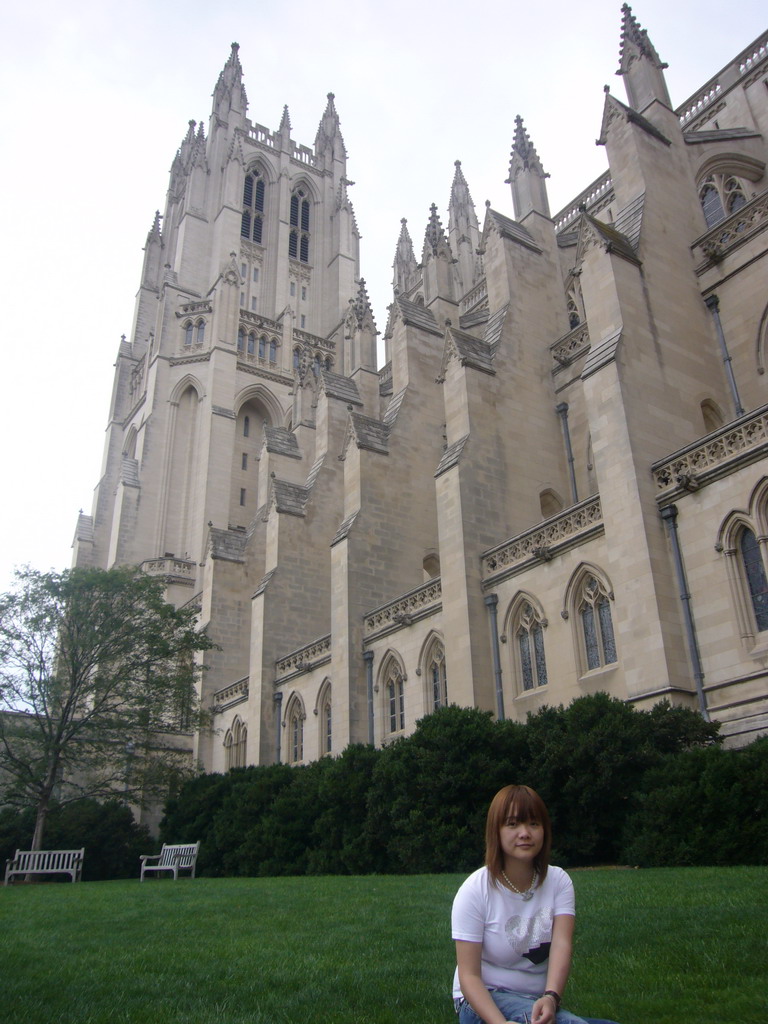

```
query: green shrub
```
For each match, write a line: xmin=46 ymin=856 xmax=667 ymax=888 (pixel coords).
xmin=622 ymin=737 xmax=768 ymax=866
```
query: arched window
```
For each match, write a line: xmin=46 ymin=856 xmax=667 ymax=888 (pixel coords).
xmin=237 ymin=327 xmax=245 ymax=353
xmin=701 ymin=399 xmax=724 ymax=434
xmin=196 ymin=320 xmax=205 ymax=345
xmin=578 ymin=575 xmax=617 ymax=671
xmin=293 ymin=348 xmax=301 ymax=371
xmin=284 ymin=694 xmax=305 ymax=764
xmin=567 ymin=299 xmax=580 ymax=329
xmin=425 ymin=638 xmax=447 ymax=710
xmin=316 ymin=680 xmax=332 ymax=756
xmin=289 ymin=185 xmax=311 ymax=263
xmin=243 ymin=415 xmax=250 ymax=438
xmin=224 ymin=716 xmax=247 ymax=770
xmin=740 ymin=527 xmax=768 ymax=632
xmin=269 ymin=339 xmax=277 ymax=363
xmin=312 ymin=354 xmax=321 ymax=376
xmin=241 ymin=167 xmax=266 ymax=245
xmin=258 ymin=335 xmax=266 ymax=359
xmin=507 ymin=597 xmax=548 ymax=694
xmin=247 ymin=333 xmax=256 ymax=356
xmin=381 ymin=657 xmax=406 ymax=734
xmin=184 ymin=321 xmax=194 ymax=347
xmin=699 ymin=174 xmax=749 ymax=228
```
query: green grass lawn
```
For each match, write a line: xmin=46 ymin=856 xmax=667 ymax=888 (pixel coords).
xmin=0 ymin=867 xmax=765 ymax=1024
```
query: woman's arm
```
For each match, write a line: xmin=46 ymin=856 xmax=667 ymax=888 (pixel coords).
xmin=531 ymin=913 xmax=575 ymax=1024
xmin=455 ymin=941 xmax=510 ymax=1024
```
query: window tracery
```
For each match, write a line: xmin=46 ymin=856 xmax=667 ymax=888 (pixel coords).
xmin=284 ymin=694 xmax=305 ymax=764
xmin=380 ymin=656 xmax=406 ymax=734
xmin=241 ymin=167 xmax=266 ymax=245
xmin=424 ymin=637 xmax=447 ymax=710
xmin=699 ymin=174 xmax=748 ymax=228
xmin=718 ymin=485 xmax=768 ymax=646
xmin=578 ymin=576 xmax=617 ymax=671
xmin=289 ymin=185 xmax=311 ymax=264
xmin=224 ymin=716 xmax=247 ymax=770
xmin=507 ymin=596 xmax=548 ymax=694
xmin=316 ymin=680 xmax=332 ymax=756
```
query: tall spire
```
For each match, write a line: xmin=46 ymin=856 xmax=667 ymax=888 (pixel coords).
xmin=351 ymin=279 xmax=377 ymax=333
xmin=392 ymin=219 xmax=418 ymax=296
xmin=212 ymin=42 xmax=248 ymax=121
xmin=506 ymin=116 xmax=550 ymax=220
xmin=616 ymin=5 xmax=671 ymax=112
xmin=422 ymin=204 xmax=452 ymax=263
xmin=314 ymin=92 xmax=347 ymax=165
xmin=448 ymin=161 xmax=481 ymax=295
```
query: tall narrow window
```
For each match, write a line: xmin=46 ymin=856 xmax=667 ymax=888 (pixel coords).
xmin=241 ymin=167 xmax=266 ymax=245
xmin=269 ymin=339 xmax=277 ymax=363
xmin=579 ymin=575 xmax=617 ymax=671
xmin=184 ymin=322 xmax=194 ymax=346
xmin=740 ymin=528 xmax=768 ymax=632
xmin=515 ymin=602 xmax=548 ymax=691
xmin=258 ymin=335 xmax=266 ymax=359
xmin=385 ymin=664 xmax=405 ymax=733
xmin=237 ymin=328 xmax=245 ymax=353
xmin=425 ymin=639 xmax=447 ymax=710
xmin=285 ymin=696 xmax=304 ymax=764
xmin=243 ymin=416 xmax=250 ymax=438
xmin=196 ymin=320 xmax=205 ymax=345
xmin=290 ymin=185 xmax=310 ymax=263
xmin=318 ymin=682 xmax=333 ymax=756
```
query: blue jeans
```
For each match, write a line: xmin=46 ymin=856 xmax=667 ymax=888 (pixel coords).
xmin=457 ymin=988 xmax=620 ymax=1024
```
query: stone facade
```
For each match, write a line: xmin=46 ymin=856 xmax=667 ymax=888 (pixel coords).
xmin=75 ymin=11 xmax=768 ymax=790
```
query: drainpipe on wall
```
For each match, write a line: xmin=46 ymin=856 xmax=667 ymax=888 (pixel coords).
xmin=705 ymin=294 xmax=744 ymax=419
xmin=274 ymin=691 xmax=283 ymax=762
xmin=660 ymin=504 xmax=710 ymax=720
xmin=556 ymin=402 xmax=579 ymax=505
xmin=363 ymin=650 xmax=375 ymax=745
xmin=484 ymin=593 xmax=505 ymax=721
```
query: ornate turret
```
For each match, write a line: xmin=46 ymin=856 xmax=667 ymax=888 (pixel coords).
xmin=141 ymin=211 xmax=163 ymax=288
xmin=616 ymin=4 xmax=671 ymax=112
xmin=422 ymin=204 xmax=456 ymax=304
xmin=422 ymin=204 xmax=452 ymax=263
xmin=448 ymin=161 xmax=481 ymax=294
xmin=507 ymin=116 xmax=550 ymax=220
xmin=212 ymin=42 xmax=248 ymax=122
xmin=392 ymin=219 xmax=418 ymax=296
xmin=315 ymin=92 xmax=347 ymax=168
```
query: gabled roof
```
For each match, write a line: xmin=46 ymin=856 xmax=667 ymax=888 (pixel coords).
xmin=577 ymin=212 xmax=640 ymax=266
xmin=264 ymin=426 xmax=301 ymax=459
xmin=597 ymin=91 xmax=671 ymax=147
xmin=442 ymin=326 xmax=495 ymax=376
xmin=319 ymin=370 xmax=363 ymax=406
xmin=393 ymin=295 xmax=443 ymax=336
xmin=482 ymin=209 xmax=542 ymax=253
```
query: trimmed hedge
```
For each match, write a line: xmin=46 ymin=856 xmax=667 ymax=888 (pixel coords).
xmin=160 ymin=694 xmax=752 ymax=875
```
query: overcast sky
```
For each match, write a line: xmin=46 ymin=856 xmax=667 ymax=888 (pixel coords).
xmin=0 ymin=0 xmax=765 ymax=588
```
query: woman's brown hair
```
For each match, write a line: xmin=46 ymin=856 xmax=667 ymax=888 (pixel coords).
xmin=484 ymin=784 xmax=552 ymax=889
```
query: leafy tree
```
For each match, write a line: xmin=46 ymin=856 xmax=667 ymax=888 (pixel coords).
xmin=0 ymin=566 xmax=216 ymax=850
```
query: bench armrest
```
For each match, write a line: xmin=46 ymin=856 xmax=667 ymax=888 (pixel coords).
xmin=139 ymin=854 xmax=161 ymax=865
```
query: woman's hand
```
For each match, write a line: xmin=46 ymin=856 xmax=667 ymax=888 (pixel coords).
xmin=531 ymin=993 xmax=557 ymax=1024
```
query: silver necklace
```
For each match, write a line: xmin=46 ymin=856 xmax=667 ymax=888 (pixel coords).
xmin=501 ymin=868 xmax=537 ymax=901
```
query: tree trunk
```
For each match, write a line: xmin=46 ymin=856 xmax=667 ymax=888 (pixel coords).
xmin=31 ymin=794 xmax=50 ymax=852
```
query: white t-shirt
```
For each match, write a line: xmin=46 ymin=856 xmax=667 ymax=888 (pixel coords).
xmin=451 ymin=865 xmax=575 ymax=999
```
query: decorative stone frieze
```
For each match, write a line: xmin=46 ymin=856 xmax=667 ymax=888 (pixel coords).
xmin=364 ymin=579 xmax=442 ymax=641
xmin=652 ymin=405 xmax=768 ymax=499
xmin=275 ymin=635 xmax=332 ymax=681
xmin=481 ymin=497 xmax=604 ymax=586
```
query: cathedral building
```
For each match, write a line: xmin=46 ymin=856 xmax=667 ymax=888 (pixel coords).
xmin=74 ymin=7 xmax=768 ymax=780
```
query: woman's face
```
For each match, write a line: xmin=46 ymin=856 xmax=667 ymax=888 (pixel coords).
xmin=499 ymin=812 xmax=544 ymax=864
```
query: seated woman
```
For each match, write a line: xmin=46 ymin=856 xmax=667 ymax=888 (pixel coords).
xmin=452 ymin=784 xmax=620 ymax=1024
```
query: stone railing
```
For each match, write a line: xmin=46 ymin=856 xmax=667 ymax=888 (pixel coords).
xmin=292 ymin=327 xmax=335 ymax=352
xmin=553 ymin=172 xmax=613 ymax=232
xmin=364 ymin=579 xmax=442 ymax=638
xmin=292 ymin=143 xmax=317 ymax=166
xmin=179 ymin=300 xmax=213 ymax=315
xmin=652 ymin=405 xmax=768 ymax=496
xmin=460 ymin=278 xmax=488 ymax=313
xmin=141 ymin=557 xmax=196 ymax=585
xmin=275 ymin=634 xmax=332 ymax=678
xmin=212 ymin=677 xmax=249 ymax=709
xmin=248 ymin=122 xmax=277 ymax=148
xmin=482 ymin=496 xmax=603 ymax=583
xmin=692 ymin=188 xmax=768 ymax=270
xmin=550 ymin=322 xmax=591 ymax=370
xmin=239 ymin=310 xmax=279 ymax=331
xmin=677 ymin=29 xmax=768 ymax=126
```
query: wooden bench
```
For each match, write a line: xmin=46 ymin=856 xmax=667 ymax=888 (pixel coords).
xmin=139 ymin=841 xmax=200 ymax=881
xmin=4 ymin=848 xmax=84 ymax=885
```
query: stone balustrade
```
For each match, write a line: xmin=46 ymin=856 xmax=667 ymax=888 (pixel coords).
xmin=364 ymin=579 xmax=442 ymax=638
xmin=482 ymin=496 xmax=603 ymax=583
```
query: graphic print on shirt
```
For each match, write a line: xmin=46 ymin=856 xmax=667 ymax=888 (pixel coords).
xmin=504 ymin=910 xmax=552 ymax=965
